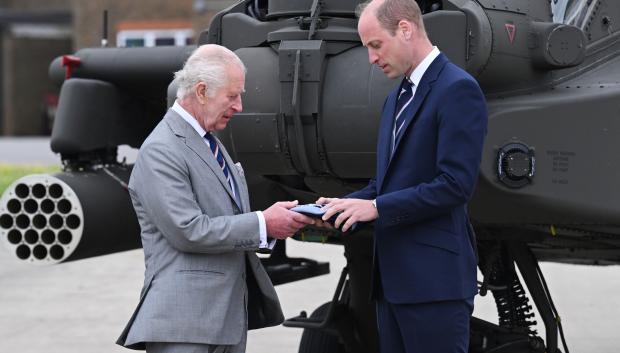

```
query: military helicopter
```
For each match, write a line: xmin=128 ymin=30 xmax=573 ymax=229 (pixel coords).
xmin=1 ymin=0 xmax=619 ymax=352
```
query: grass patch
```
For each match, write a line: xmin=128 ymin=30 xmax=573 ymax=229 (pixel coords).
xmin=0 ymin=164 xmax=61 ymax=195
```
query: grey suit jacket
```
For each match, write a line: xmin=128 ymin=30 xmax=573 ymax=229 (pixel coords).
xmin=116 ymin=110 xmax=284 ymax=350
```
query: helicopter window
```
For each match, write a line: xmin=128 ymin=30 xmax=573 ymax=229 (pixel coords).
xmin=551 ymin=0 xmax=598 ymax=29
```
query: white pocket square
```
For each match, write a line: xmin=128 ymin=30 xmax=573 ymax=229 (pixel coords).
xmin=234 ymin=162 xmax=244 ymax=176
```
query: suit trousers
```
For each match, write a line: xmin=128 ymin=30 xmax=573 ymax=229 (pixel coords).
xmin=145 ymin=331 xmax=247 ymax=353
xmin=376 ymin=296 xmax=474 ymax=353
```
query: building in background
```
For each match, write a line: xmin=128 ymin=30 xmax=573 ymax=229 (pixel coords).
xmin=0 ymin=0 xmax=235 ymax=136
xmin=0 ymin=0 xmax=72 ymax=135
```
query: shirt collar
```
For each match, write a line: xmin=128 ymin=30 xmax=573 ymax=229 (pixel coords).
xmin=171 ymin=100 xmax=207 ymax=137
xmin=407 ymin=46 xmax=440 ymax=86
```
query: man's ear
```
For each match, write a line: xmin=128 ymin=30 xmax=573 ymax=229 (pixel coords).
xmin=398 ymin=20 xmax=413 ymax=40
xmin=196 ymin=82 xmax=208 ymax=104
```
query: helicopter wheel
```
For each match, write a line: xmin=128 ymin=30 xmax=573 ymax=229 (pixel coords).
xmin=298 ymin=302 xmax=345 ymax=353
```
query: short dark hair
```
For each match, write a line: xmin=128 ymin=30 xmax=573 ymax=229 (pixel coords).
xmin=357 ymin=0 xmax=425 ymax=35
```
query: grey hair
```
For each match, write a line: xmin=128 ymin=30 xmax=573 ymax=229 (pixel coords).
xmin=174 ymin=45 xmax=246 ymax=99
xmin=356 ymin=0 xmax=426 ymax=36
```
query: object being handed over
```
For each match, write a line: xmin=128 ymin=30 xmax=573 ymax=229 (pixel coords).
xmin=293 ymin=197 xmax=379 ymax=232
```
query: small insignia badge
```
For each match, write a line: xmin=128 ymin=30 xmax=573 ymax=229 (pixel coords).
xmin=505 ymin=23 xmax=516 ymax=44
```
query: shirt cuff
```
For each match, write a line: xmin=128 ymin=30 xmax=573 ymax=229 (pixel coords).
xmin=256 ymin=211 xmax=275 ymax=249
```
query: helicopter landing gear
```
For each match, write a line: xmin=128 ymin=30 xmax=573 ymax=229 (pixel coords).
xmin=297 ymin=302 xmax=345 ymax=353
xmin=473 ymin=239 xmax=569 ymax=353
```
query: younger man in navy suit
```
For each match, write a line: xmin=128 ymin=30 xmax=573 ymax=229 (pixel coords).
xmin=319 ymin=0 xmax=488 ymax=352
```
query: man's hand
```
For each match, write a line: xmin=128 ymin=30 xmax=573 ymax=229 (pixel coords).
xmin=320 ymin=198 xmax=378 ymax=232
xmin=316 ymin=197 xmax=338 ymax=205
xmin=313 ymin=197 xmax=337 ymax=229
xmin=263 ymin=200 xmax=315 ymax=239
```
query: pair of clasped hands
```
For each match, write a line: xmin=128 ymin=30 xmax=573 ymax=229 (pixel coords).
xmin=262 ymin=197 xmax=379 ymax=239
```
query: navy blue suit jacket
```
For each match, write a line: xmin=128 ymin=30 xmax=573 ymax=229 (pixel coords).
xmin=348 ymin=53 xmax=487 ymax=304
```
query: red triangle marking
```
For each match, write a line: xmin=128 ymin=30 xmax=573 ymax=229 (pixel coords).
xmin=505 ymin=23 xmax=516 ymax=44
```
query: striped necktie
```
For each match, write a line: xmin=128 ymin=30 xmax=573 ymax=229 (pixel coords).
xmin=392 ymin=78 xmax=414 ymax=153
xmin=204 ymin=133 xmax=235 ymax=197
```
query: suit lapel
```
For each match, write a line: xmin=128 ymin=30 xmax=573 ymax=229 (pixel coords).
xmin=378 ymin=54 xmax=449 ymax=190
xmin=165 ymin=111 xmax=239 ymax=206
xmin=376 ymin=91 xmax=398 ymax=190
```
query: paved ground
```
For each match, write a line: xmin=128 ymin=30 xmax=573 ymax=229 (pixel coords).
xmin=1 ymin=138 xmax=619 ymax=352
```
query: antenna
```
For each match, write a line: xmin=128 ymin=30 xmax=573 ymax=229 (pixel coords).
xmin=101 ymin=10 xmax=108 ymax=47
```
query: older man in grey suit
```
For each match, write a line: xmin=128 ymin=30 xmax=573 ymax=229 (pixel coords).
xmin=116 ymin=44 xmax=314 ymax=353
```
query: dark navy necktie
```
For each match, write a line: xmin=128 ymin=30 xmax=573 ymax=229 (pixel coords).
xmin=392 ymin=78 xmax=414 ymax=153
xmin=204 ymin=133 xmax=235 ymax=196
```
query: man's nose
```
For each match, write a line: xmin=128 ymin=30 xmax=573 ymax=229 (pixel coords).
xmin=233 ymin=97 xmax=242 ymax=112
xmin=368 ymin=50 xmax=378 ymax=65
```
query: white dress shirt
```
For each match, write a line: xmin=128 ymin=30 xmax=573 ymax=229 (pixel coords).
xmin=406 ymin=46 xmax=440 ymax=97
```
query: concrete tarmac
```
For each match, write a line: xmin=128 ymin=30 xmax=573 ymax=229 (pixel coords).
xmin=1 ymin=138 xmax=619 ymax=352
